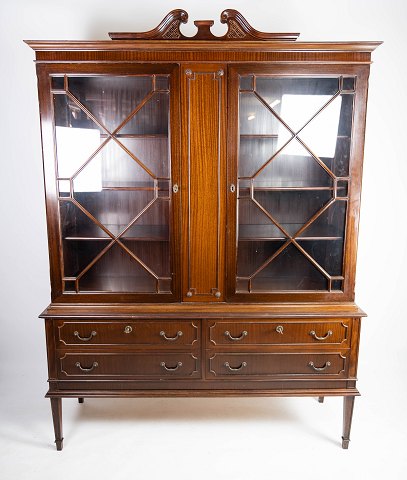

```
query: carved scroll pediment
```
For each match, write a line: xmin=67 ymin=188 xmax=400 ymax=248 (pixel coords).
xmin=109 ymin=9 xmax=299 ymax=41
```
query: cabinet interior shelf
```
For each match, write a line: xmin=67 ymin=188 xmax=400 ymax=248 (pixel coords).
xmin=239 ymin=186 xmax=337 ymax=192
xmin=64 ymin=225 xmax=169 ymax=242
xmin=240 ymin=134 xmax=279 ymax=139
xmin=239 ymin=224 xmax=342 ymax=241
xmin=68 ymin=275 xmax=168 ymax=294
xmin=100 ymin=133 xmax=168 ymax=139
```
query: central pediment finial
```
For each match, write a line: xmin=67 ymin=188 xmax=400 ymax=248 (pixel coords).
xmin=109 ymin=9 xmax=299 ymax=41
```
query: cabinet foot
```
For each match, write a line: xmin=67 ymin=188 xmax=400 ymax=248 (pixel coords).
xmin=50 ymin=398 xmax=63 ymax=451
xmin=342 ymin=437 xmax=350 ymax=449
xmin=342 ymin=396 xmax=355 ymax=449
xmin=78 ymin=397 xmax=84 ymax=404
xmin=318 ymin=396 xmax=324 ymax=403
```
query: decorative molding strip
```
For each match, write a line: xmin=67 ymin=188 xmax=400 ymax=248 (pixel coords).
xmin=109 ymin=9 xmax=300 ymax=42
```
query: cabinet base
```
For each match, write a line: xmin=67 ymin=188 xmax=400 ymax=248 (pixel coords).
xmin=47 ymin=390 xmax=358 ymax=450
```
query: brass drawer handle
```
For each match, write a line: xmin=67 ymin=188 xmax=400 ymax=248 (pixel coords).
xmin=224 ymin=361 xmax=247 ymax=371
xmin=74 ymin=331 xmax=97 ymax=342
xmin=160 ymin=361 xmax=183 ymax=371
xmin=224 ymin=330 xmax=248 ymax=341
xmin=276 ymin=325 xmax=284 ymax=334
xmin=160 ymin=330 xmax=183 ymax=341
xmin=124 ymin=326 xmax=133 ymax=334
xmin=75 ymin=361 xmax=98 ymax=372
xmin=309 ymin=330 xmax=333 ymax=341
xmin=308 ymin=361 xmax=331 ymax=371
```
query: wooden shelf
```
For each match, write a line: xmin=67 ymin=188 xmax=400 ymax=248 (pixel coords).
xmin=239 ymin=224 xmax=342 ymax=241
xmin=240 ymin=185 xmax=335 ymax=192
xmin=65 ymin=225 xmax=169 ymax=241
xmin=237 ymin=276 xmax=328 ymax=292
xmin=240 ymin=134 xmax=279 ymax=139
xmin=239 ymin=180 xmax=342 ymax=192
xmin=100 ymin=133 xmax=168 ymax=139
xmin=77 ymin=275 xmax=160 ymax=293
xmin=102 ymin=181 xmax=159 ymax=192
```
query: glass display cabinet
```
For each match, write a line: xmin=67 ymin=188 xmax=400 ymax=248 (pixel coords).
xmin=26 ymin=9 xmax=380 ymax=450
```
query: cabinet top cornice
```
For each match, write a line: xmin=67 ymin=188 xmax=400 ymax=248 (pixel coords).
xmin=24 ymin=40 xmax=382 ymax=53
xmin=25 ymin=8 xmax=381 ymax=54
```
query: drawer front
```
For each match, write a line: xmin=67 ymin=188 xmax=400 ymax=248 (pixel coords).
xmin=57 ymin=320 xmax=199 ymax=347
xmin=207 ymin=352 xmax=347 ymax=378
xmin=59 ymin=353 xmax=200 ymax=378
xmin=208 ymin=319 xmax=349 ymax=346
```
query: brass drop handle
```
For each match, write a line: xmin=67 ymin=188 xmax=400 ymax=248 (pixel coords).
xmin=160 ymin=361 xmax=182 ymax=371
xmin=160 ymin=330 xmax=183 ymax=341
xmin=309 ymin=330 xmax=333 ymax=341
xmin=308 ymin=361 xmax=331 ymax=371
xmin=124 ymin=326 xmax=133 ymax=334
xmin=75 ymin=361 xmax=98 ymax=372
xmin=224 ymin=330 xmax=248 ymax=341
xmin=276 ymin=325 xmax=284 ymax=334
xmin=224 ymin=361 xmax=247 ymax=371
xmin=74 ymin=331 xmax=97 ymax=342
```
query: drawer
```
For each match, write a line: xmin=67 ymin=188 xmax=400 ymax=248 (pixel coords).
xmin=208 ymin=319 xmax=350 ymax=346
xmin=207 ymin=352 xmax=347 ymax=378
xmin=59 ymin=352 xmax=200 ymax=378
xmin=57 ymin=320 xmax=199 ymax=347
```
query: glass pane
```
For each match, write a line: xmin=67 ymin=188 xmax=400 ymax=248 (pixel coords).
xmin=239 ymin=92 xmax=292 ymax=141
xmin=122 ymin=199 xmax=169 ymax=239
xmin=68 ymin=76 xmax=153 ymax=132
xmin=240 ymin=75 xmax=254 ymax=90
xmin=73 ymin=190 xmax=155 ymax=237
xmin=78 ymin=243 xmax=156 ymax=293
xmin=53 ymin=75 xmax=172 ymax=294
xmin=120 ymin=92 xmax=169 ymax=135
xmin=53 ymin=94 xmax=104 ymax=180
xmin=299 ymin=201 xmax=346 ymax=238
xmin=255 ymin=77 xmax=339 ymax=132
xmin=239 ymin=137 xmax=276 ymax=178
xmin=237 ymin=241 xmax=286 ymax=278
xmin=155 ymin=75 xmax=169 ymax=91
xmin=122 ymin=240 xmax=171 ymax=278
xmin=251 ymin=244 xmax=328 ymax=291
xmin=297 ymin=239 xmax=344 ymax=277
xmin=59 ymin=199 xmax=112 ymax=280
xmin=236 ymin=75 xmax=353 ymax=293
xmin=119 ymin=137 xmax=169 ymax=178
xmin=63 ymin=239 xmax=111 ymax=279
xmin=59 ymin=200 xmax=110 ymax=239
xmin=342 ymin=77 xmax=355 ymax=92
xmin=252 ymin=190 xmax=332 ymax=237
xmin=253 ymin=143 xmax=333 ymax=189
xmin=238 ymin=198 xmax=288 ymax=240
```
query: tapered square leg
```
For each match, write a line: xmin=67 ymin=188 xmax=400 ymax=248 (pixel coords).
xmin=342 ymin=396 xmax=355 ymax=449
xmin=78 ymin=398 xmax=84 ymax=404
xmin=318 ymin=396 xmax=324 ymax=403
xmin=50 ymin=398 xmax=63 ymax=451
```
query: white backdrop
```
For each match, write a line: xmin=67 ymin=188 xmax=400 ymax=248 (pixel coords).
xmin=1 ymin=0 xmax=406 ymax=478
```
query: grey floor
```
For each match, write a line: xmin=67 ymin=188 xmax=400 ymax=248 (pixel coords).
xmin=1 ymin=364 xmax=406 ymax=480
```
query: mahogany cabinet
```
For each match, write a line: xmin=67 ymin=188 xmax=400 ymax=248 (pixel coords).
xmin=26 ymin=9 xmax=380 ymax=450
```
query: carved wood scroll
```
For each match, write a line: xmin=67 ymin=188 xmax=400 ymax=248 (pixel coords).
xmin=109 ymin=9 xmax=300 ymax=41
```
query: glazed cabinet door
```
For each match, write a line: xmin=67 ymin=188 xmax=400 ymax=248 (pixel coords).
xmin=226 ymin=65 xmax=369 ymax=302
xmin=38 ymin=64 xmax=181 ymax=302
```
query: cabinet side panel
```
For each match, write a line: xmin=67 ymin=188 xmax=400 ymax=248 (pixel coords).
xmin=181 ymin=65 xmax=226 ymax=301
xmin=36 ymin=65 xmax=63 ymax=299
